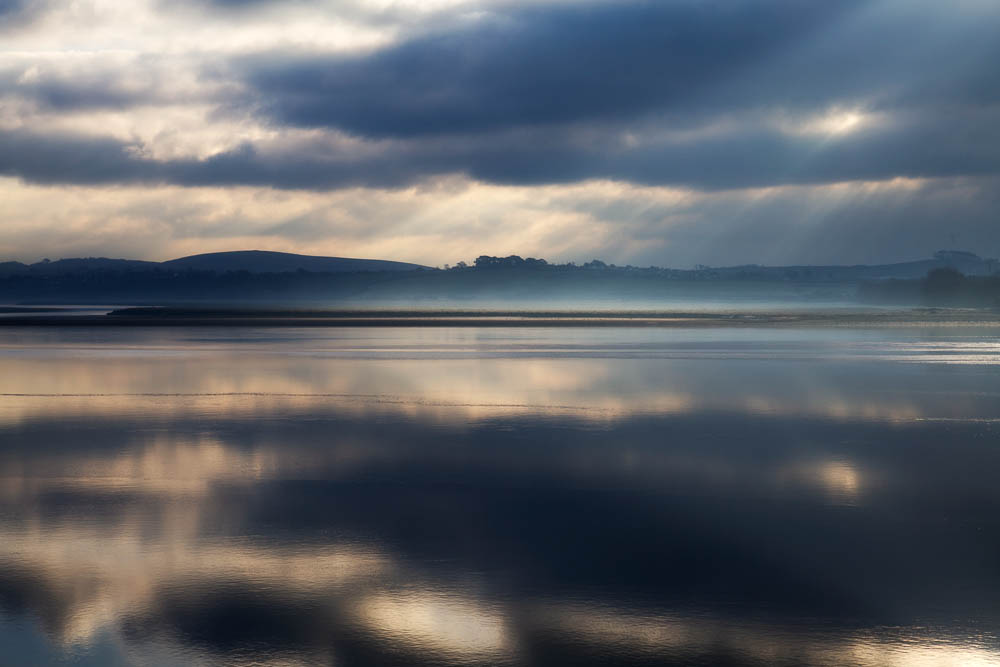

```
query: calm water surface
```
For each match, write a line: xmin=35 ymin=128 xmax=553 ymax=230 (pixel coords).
xmin=0 ymin=325 xmax=999 ymax=665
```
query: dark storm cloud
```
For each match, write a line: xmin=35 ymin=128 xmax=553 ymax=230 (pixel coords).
xmin=240 ymin=0 xmax=864 ymax=138
xmin=3 ymin=0 xmax=999 ymax=193
xmin=3 ymin=102 xmax=999 ymax=192
xmin=0 ymin=0 xmax=27 ymax=15
xmin=235 ymin=0 xmax=1000 ymax=139
xmin=0 ymin=130 xmax=159 ymax=185
xmin=0 ymin=0 xmax=47 ymax=25
xmin=0 ymin=0 xmax=37 ymax=17
xmin=18 ymin=0 xmax=997 ymax=131
xmin=0 ymin=57 xmax=221 ymax=113
xmin=7 ymin=78 xmax=150 ymax=112
xmin=0 ymin=129 xmax=452 ymax=190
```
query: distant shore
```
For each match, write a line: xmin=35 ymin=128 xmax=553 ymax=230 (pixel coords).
xmin=0 ymin=306 xmax=998 ymax=327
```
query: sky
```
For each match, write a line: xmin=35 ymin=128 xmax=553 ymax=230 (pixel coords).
xmin=1 ymin=0 xmax=998 ymax=268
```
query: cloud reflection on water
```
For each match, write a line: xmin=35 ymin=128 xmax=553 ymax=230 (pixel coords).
xmin=1 ymin=327 xmax=1000 ymax=426
xmin=0 ymin=327 xmax=998 ymax=665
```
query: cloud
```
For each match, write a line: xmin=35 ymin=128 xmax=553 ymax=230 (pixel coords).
xmin=0 ymin=57 xmax=210 ymax=114
xmin=0 ymin=129 xmax=156 ymax=185
xmin=2 ymin=0 xmax=996 ymax=193
xmin=1 ymin=0 xmax=998 ymax=264
xmin=239 ymin=1 xmax=863 ymax=138
xmin=0 ymin=0 xmax=48 ymax=27
xmin=234 ymin=0 xmax=1000 ymax=138
xmin=2 ymin=174 xmax=998 ymax=267
xmin=0 ymin=0 xmax=28 ymax=15
xmin=2 ymin=100 xmax=999 ymax=193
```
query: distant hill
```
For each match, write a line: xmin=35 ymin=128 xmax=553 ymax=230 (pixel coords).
xmin=685 ymin=250 xmax=998 ymax=281
xmin=0 ymin=251 xmax=427 ymax=275
xmin=0 ymin=262 xmax=28 ymax=275
xmin=162 ymin=250 xmax=427 ymax=273
xmin=28 ymin=258 xmax=161 ymax=274
xmin=0 ymin=249 xmax=995 ymax=306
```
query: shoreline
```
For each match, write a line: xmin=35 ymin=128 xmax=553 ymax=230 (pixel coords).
xmin=0 ymin=307 xmax=998 ymax=327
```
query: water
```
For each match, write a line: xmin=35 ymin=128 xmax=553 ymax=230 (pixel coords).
xmin=0 ymin=324 xmax=999 ymax=665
